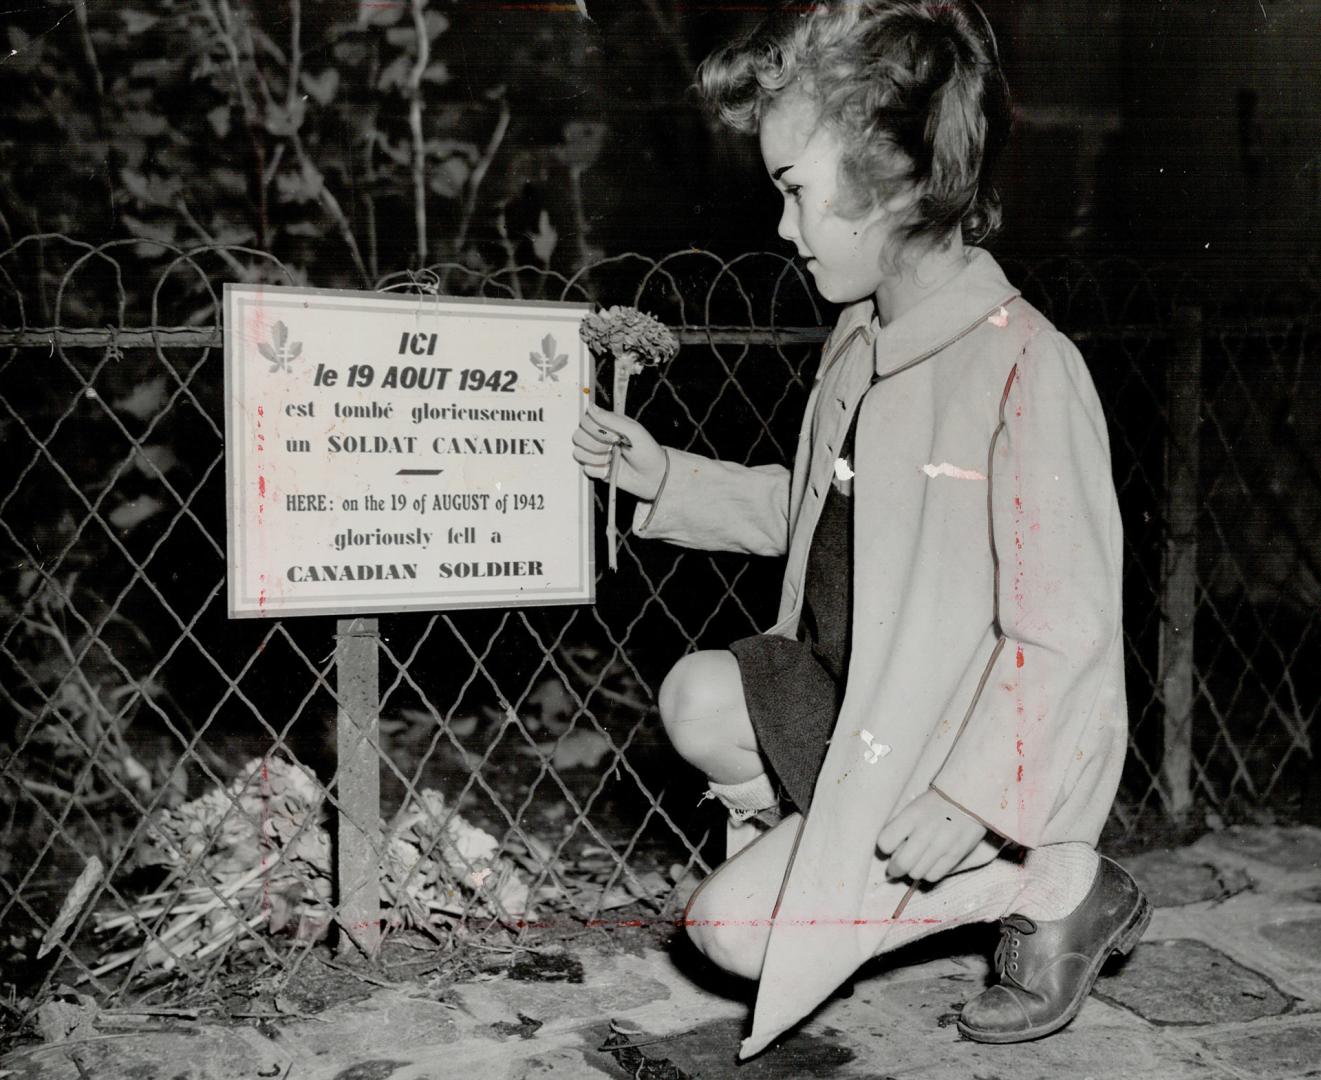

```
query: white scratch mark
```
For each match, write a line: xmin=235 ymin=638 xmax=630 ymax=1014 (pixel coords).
xmin=468 ymin=867 xmax=493 ymax=889
xmin=988 ymin=306 xmax=1010 ymax=328
xmin=834 ymin=457 xmax=855 ymax=482
xmin=923 ymin=462 xmax=987 ymax=481
xmin=859 ymin=730 xmax=891 ymax=764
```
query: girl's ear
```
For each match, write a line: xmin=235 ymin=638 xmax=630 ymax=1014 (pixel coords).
xmin=882 ymin=184 xmax=922 ymax=216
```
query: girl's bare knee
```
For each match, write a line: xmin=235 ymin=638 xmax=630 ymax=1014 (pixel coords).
xmin=659 ymin=651 xmax=728 ymax=727
xmin=658 ymin=651 xmax=741 ymax=763
xmin=683 ymin=882 xmax=766 ymax=980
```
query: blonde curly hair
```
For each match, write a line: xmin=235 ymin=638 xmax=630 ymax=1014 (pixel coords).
xmin=698 ymin=1 xmax=1012 ymax=246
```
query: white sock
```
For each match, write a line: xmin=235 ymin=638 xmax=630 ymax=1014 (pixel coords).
xmin=1015 ymin=842 xmax=1100 ymax=921
xmin=704 ymin=773 xmax=778 ymax=822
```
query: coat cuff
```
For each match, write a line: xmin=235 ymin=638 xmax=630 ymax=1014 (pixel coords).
xmin=630 ymin=446 xmax=790 ymax=556
xmin=632 ymin=448 xmax=671 ymax=535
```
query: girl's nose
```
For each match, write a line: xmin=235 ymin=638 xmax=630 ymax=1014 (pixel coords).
xmin=777 ymin=201 xmax=799 ymax=245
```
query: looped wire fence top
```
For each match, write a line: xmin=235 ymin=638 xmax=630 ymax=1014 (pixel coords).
xmin=0 ymin=234 xmax=1317 ymax=1008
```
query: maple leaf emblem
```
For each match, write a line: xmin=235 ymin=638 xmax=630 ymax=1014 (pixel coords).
xmin=529 ymin=333 xmax=569 ymax=382
xmin=257 ymin=320 xmax=303 ymax=374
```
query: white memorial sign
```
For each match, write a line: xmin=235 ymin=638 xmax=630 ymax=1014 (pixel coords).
xmin=224 ymin=284 xmax=594 ymax=618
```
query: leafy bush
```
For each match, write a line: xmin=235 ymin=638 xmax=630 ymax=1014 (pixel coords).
xmin=1 ymin=0 xmax=616 ymax=300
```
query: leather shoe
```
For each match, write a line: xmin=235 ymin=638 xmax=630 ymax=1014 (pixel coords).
xmin=957 ymin=854 xmax=1151 ymax=1043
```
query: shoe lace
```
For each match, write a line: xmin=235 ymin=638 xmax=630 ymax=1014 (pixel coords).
xmin=993 ymin=913 xmax=1038 ymax=988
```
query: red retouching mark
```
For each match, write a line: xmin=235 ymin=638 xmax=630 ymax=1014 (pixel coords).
xmin=1017 ymin=764 xmax=1024 ymax=783
xmin=1016 ymin=738 xmax=1024 ymax=757
xmin=256 ymin=404 xmax=267 ymax=526
xmin=1015 ymin=645 xmax=1025 ymax=669
xmin=678 ymin=916 xmax=947 ymax=928
xmin=325 ymin=910 xmax=961 ymax=937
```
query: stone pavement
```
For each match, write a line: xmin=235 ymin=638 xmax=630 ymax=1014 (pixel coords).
xmin=4 ymin=824 xmax=1320 ymax=1080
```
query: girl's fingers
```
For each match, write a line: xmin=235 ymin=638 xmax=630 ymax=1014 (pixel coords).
xmin=907 ymin=834 xmax=944 ymax=883
xmin=574 ymin=427 xmax=628 ymax=456
xmin=574 ymin=452 xmax=609 ymax=475
xmin=571 ymin=449 xmax=611 ymax=470
xmin=886 ymin=838 xmax=915 ymax=880
xmin=910 ymin=855 xmax=937 ymax=884
xmin=921 ymin=851 xmax=957 ymax=884
xmin=573 ymin=427 xmax=612 ymax=451
xmin=572 ymin=424 xmax=615 ymax=450
xmin=585 ymin=404 xmax=642 ymax=438
xmin=876 ymin=816 xmax=905 ymax=855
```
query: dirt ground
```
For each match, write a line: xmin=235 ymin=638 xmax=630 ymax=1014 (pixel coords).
xmin=4 ymin=824 xmax=1321 ymax=1080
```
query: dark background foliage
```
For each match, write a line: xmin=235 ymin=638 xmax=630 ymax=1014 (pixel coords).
xmin=4 ymin=1 xmax=1319 ymax=298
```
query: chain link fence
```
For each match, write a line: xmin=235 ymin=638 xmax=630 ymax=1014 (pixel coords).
xmin=1 ymin=235 xmax=1317 ymax=1010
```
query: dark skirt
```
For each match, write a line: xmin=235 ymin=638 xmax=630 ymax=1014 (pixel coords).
xmin=729 ymin=470 xmax=852 ymax=816
xmin=728 ymin=634 xmax=840 ymax=815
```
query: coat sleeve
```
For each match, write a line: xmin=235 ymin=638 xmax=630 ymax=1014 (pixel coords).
xmin=930 ymin=329 xmax=1124 ymax=849
xmin=629 ymin=446 xmax=791 ymax=556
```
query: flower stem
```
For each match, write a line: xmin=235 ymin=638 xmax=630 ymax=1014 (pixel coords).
xmin=607 ymin=357 xmax=635 ymax=572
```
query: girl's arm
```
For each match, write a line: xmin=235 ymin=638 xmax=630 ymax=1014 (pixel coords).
xmin=573 ymin=404 xmax=790 ymax=556
xmin=631 ymin=446 xmax=790 ymax=556
xmin=929 ymin=328 xmax=1125 ymax=850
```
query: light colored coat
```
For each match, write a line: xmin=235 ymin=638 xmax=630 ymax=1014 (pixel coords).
xmin=633 ymin=249 xmax=1128 ymax=1054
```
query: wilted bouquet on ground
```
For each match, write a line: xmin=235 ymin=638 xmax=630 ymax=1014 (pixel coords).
xmin=92 ymin=757 xmax=532 ymax=975
xmin=579 ymin=307 xmax=679 ymax=570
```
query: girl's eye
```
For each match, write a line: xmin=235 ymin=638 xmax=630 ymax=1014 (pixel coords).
xmin=784 ymin=186 xmax=802 ymax=201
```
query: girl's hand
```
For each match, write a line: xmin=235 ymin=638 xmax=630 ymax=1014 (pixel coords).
xmin=877 ymin=790 xmax=987 ymax=885
xmin=571 ymin=403 xmax=667 ymax=501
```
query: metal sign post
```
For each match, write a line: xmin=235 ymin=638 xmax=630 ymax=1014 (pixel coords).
xmin=335 ymin=617 xmax=381 ymax=957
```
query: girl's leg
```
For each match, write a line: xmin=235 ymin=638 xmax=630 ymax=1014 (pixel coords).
xmin=685 ymin=822 xmax=1026 ymax=981
xmin=658 ymin=650 xmax=763 ymax=784
xmin=682 ymin=812 xmax=803 ymax=979
xmin=660 ymin=650 xmax=780 ymax=853
xmin=685 ymin=810 xmax=1100 ymax=981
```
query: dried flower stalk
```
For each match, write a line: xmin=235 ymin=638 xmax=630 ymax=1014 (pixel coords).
xmin=579 ymin=307 xmax=679 ymax=570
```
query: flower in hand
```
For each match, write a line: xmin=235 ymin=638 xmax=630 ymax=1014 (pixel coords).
xmin=579 ymin=306 xmax=679 ymax=374
xmin=578 ymin=306 xmax=678 ymax=571
xmin=877 ymin=790 xmax=987 ymax=885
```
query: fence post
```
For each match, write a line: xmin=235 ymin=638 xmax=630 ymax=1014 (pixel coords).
xmin=335 ymin=617 xmax=382 ymax=956
xmin=1159 ymin=306 xmax=1203 ymax=821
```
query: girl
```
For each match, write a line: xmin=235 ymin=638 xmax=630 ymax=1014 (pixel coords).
xmin=572 ymin=0 xmax=1149 ymax=1059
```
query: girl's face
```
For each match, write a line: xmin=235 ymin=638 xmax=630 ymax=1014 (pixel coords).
xmin=759 ymin=93 xmax=906 ymax=305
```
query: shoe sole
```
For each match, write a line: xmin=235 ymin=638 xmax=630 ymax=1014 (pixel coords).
xmin=956 ymin=892 xmax=1153 ymax=1045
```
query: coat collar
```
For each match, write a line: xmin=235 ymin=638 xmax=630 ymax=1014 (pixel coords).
xmin=831 ymin=247 xmax=1022 ymax=378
